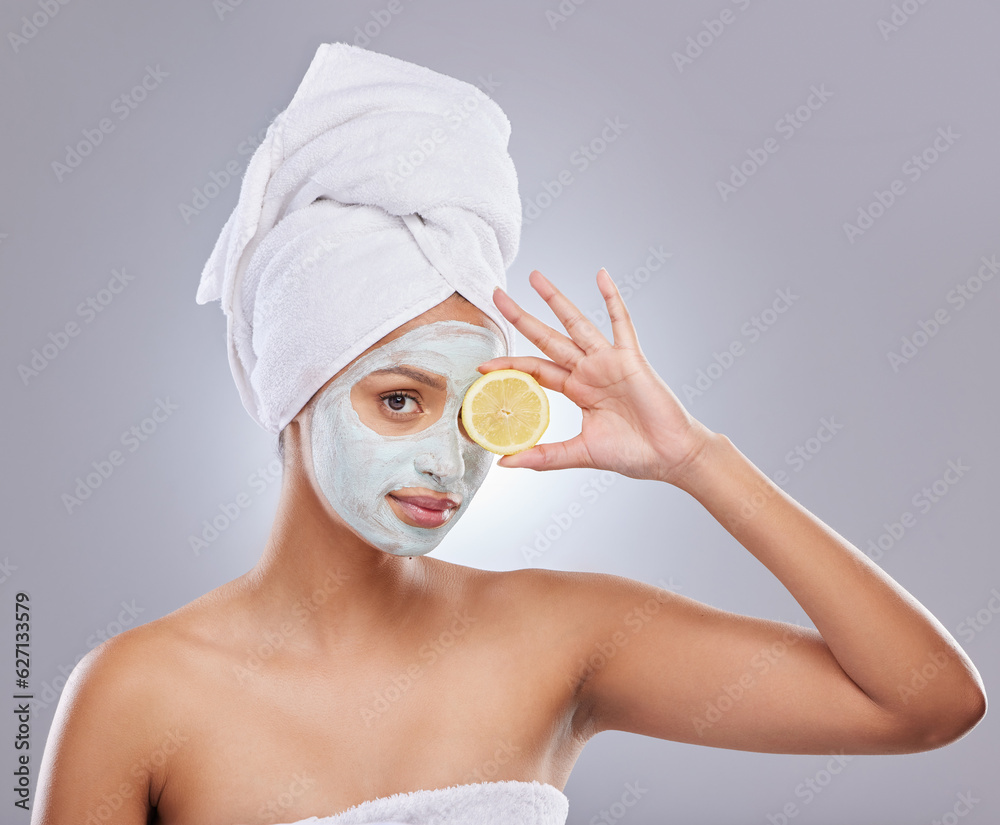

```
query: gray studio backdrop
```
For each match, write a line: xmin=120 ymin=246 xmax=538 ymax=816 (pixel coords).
xmin=3 ymin=1 xmax=998 ymax=823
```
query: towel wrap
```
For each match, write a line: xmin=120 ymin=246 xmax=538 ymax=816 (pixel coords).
xmin=196 ymin=42 xmax=521 ymax=434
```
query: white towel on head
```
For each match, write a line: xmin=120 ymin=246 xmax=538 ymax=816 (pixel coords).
xmin=196 ymin=42 xmax=521 ymax=434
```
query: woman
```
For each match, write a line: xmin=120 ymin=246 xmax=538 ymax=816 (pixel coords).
xmin=32 ymin=43 xmax=986 ymax=825
xmin=32 ymin=270 xmax=987 ymax=825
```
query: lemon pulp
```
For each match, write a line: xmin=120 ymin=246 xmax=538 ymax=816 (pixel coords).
xmin=461 ymin=369 xmax=549 ymax=455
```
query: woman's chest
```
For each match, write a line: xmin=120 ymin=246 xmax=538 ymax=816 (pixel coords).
xmin=151 ymin=630 xmax=580 ymax=825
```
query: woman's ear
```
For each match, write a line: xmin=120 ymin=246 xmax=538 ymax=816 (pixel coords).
xmin=275 ymin=428 xmax=286 ymax=463
xmin=277 ymin=408 xmax=309 ymax=474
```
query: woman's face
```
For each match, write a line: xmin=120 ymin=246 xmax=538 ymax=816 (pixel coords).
xmin=307 ymin=300 xmax=506 ymax=556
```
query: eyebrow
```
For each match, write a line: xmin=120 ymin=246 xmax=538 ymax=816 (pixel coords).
xmin=368 ymin=366 xmax=446 ymax=391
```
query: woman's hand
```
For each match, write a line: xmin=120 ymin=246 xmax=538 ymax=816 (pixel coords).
xmin=478 ymin=268 xmax=715 ymax=487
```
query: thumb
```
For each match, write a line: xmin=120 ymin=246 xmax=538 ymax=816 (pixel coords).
xmin=497 ymin=435 xmax=591 ymax=472
xmin=496 ymin=447 xmax=544 ymax=471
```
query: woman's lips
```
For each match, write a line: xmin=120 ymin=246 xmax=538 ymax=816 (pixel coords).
xmin=387 ymin=490 xmax=462 ymax=529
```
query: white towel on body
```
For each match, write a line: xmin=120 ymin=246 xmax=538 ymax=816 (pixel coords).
xmin=196 ymin=42 xmax=521 ymax=434
xmin=270 ymin=779 xmax=569 ymax=825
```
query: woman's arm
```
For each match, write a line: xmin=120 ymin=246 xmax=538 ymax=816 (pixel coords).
xmin=662 ymin=429 xmax=983 ymax=746
xmin=32 ymin=637 xmax=158 ymax=824
xmin=480 ymin=269 xmax=986 ymax=754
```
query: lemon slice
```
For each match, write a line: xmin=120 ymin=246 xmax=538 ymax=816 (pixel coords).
xmin=461 ymin=369 xmax=549 ymax=455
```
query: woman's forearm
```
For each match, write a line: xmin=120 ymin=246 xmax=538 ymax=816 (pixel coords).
xmin=672 ymin=430 xmax=986 ymax=735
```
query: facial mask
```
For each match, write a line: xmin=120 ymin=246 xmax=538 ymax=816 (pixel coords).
xmin=310 ymin=320 xmax=506 ymax=556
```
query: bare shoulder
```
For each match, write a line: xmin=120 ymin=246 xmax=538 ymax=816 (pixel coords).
xmin=448 ymin=561 xmax=683 ymax=671
xmin=53 ymin=586 xmax=237 ymax=741
xmin=449 ymin=564 xmax=686 ymax=737
xmin=33 ymin=594 xmax=226 ymax=823
xmin=459 ymin=563 xmax=679 ymax=620
xmin=77 ymin=578 xmax=241 ymax=675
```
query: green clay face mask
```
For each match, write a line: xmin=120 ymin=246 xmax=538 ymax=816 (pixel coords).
xmin=310 ymin=321 xmax=505 ymax=556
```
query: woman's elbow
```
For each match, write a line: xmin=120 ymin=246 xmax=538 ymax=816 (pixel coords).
xmin=899 ymin=686 xmax=987 ymax=753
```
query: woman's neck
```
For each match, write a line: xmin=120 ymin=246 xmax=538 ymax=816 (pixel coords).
xmin=238 ymin=454 xmax=438 ymax=655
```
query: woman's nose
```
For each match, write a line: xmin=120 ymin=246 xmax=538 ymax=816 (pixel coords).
xmin=414 ymin=424 xmax=466 ymax=487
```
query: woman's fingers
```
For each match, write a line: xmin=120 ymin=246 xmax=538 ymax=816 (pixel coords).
xmin=528 ymin=270 xmax=610 ymax=355
xmin=497 ymin=432 xmax=593 ymax=472
xmin=476 ymin=355 xmax=571 ymax=394
xmin=492 ymin=286 xmax=586 ymax=369
xmin=596 ymin=268 xmax=640 ymax=350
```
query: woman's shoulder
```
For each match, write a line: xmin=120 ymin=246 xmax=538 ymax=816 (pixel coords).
xmin=70 ymin=578 xmax=248 ymax=702
xmin=36 ymin=585 xmax=253 ymax=817
xmin=450 ymin=561 xmax=647 ymax=599
xmin=443 ymin=560 xmax=664 ymax=627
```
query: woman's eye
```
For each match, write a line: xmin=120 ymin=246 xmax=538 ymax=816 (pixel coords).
xmin=381 ymin=393 xmax=419 ymax=414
